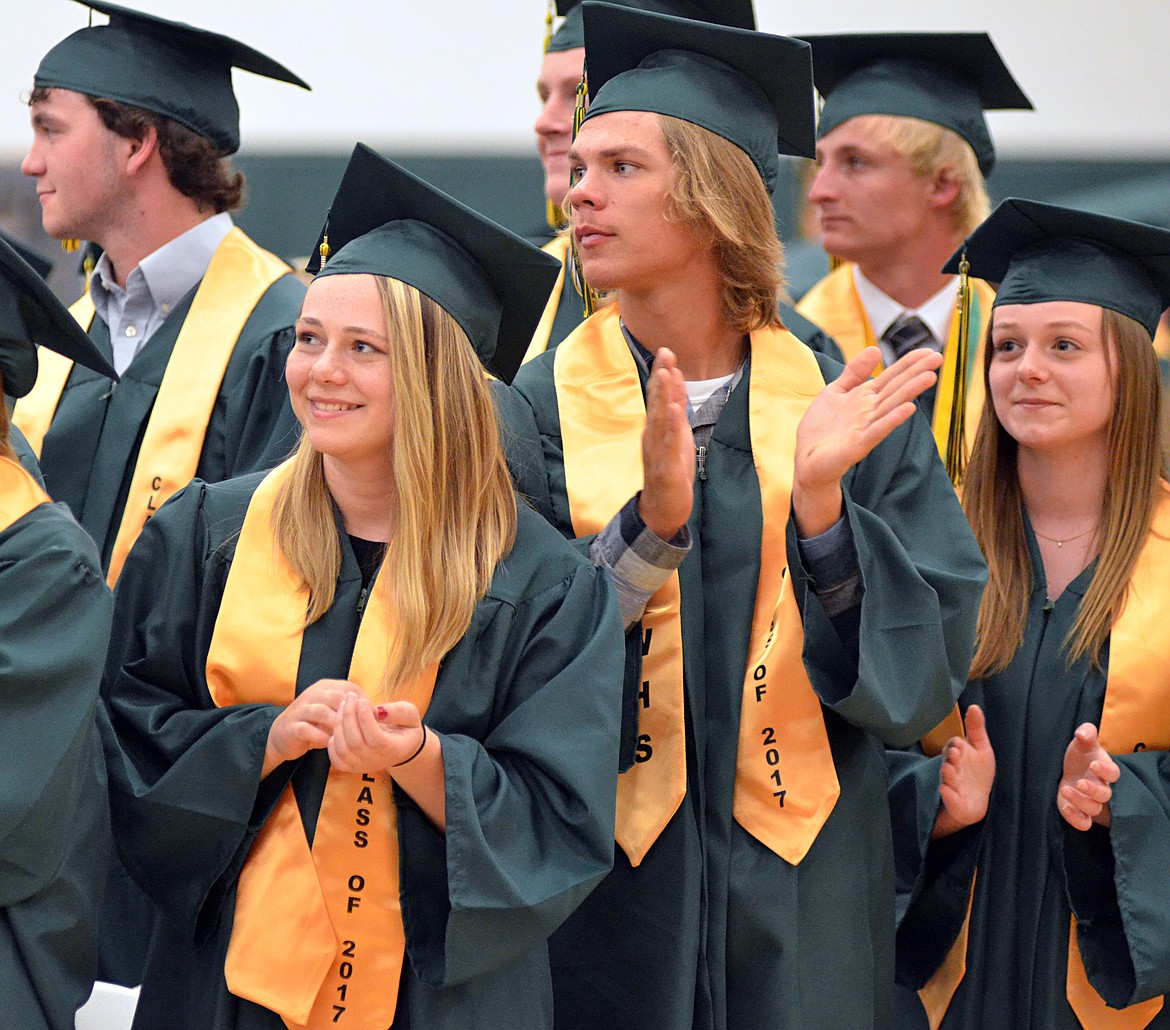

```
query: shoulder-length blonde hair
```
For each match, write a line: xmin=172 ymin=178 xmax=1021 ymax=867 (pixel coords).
xmin=963 ymin=306 xmax=1167 ymax=677
xmin=271 ymin=275 xmax=517 ymax=694
xmin=656 ymin=115 xmax=785 ymax=334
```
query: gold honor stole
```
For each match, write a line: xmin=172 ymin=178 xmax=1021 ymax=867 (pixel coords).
xmin=522 ymin=234 xmax=572 ymax=366
xmin=13 ymin=229 xmax=291 ymax=587
xmin=919 ymin=485 xmax=1170 ymax=1030
xmin=205 ymin=461 xmax=438 ymax=1029
xmin=796 ymin=263 xmax=991 ymax=465
xmin=0 ymin=455 xmax=51 ymax=533
xmin=554 ymin=305 xmax=839 ymax=867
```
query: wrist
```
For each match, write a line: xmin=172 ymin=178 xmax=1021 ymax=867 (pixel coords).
xmin=792 ymin=481 xmax=844 ymax=539
xmin=392 ymin=723 xmax=428 ymax=769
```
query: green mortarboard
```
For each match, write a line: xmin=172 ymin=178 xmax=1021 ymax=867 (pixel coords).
xmin=547 ymin=0 xmax=754 ymax=53
xmin=306 ymin=145 xmax=561 ymax=385
xmin=35 ymin=0 xmax=309 ymax=155
xmin=0 ymin=236 xmax=116 ymax=399
xmin=0 ymin=232 xmax=53 ymax=281
xmin=942 ymin=198 xmax=1170 ymax=339
xmin=580 ymin=2 xmax=815 ymax=192
xmin=801 ymin=33 xmax=1031 ymax=176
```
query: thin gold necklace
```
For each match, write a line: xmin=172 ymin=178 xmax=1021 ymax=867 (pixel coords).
xmin=1032 ymin=523 xmax=1100 ymax=548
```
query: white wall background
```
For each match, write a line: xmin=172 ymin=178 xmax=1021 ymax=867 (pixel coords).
xmin=0 ymin=0 xmax=1167 ymax=160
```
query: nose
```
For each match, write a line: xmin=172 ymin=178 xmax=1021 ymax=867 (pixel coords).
xmin=1015 ymin=342 xmax=1047 ymax=381
xmin=310 ymin=341 xmax=348 ymax=384
xmin=567 ymin=166 xmax=599 ymax=210
xmin=20 ymin=143 xmax=44 ymax=178
xmin=807 ymin=162 xmax=834 ymax=205
xmin=534 ymin=94 xmax=561 ymax=139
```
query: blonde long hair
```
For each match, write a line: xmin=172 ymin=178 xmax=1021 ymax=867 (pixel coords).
xmin=963 ymin=307 xmax=1167 ymax=677
xmin=271 ymin=275 xmax=517 ymax=693
xmin=657 ymin=115 xmax=785 ymax=334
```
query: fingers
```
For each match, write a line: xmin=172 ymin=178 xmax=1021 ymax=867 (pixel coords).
xmin=834 ymin=346 xmax=883 ymax=391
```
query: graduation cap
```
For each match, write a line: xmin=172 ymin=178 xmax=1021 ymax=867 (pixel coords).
xmin=943 ymin=197 xmax=1170 ymax=339
xmin=801 ymin=33 xmax=1031 ymax=176
xmin=306 ymin=145 xmax=561 ymax=385
xmin=34 ymin=0 xmax=310 ymax=155
xmin=0 ymin=232 xmax=53 ymax=281
xmin=547 ymin=0 xmax=754 ymax=53
xmin=579 ymin=1 xmax=815 ymax=193
xmin=0 ymin=235 xmax=117 ymax=399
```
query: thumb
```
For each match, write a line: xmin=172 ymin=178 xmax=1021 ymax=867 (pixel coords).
xmin=964 ymin=704 xmax=991 ymax=751
xmin=1073 ymin=722 xmax=1100 ymax=754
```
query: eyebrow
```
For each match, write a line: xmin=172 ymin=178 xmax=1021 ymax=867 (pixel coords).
xmin=296 ymin=316 xmax=388 ymax=341
xmin=567 ymin=143 xmax=656 ymax=163
xmin=993 ymin=318 xmax=1096 ymax=332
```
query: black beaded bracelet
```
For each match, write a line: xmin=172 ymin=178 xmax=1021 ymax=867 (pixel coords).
xmin=393 ymin=724 xmax=428 ymax=768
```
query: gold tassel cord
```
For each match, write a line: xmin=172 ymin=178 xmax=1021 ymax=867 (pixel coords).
xmin=546 ymin=198 xmax=565 ymax=232
xmin=544 ymin=0 xmax=555 ymax=53
xmin=946 ymin=253 xmax=972 ymax=487
xmin=61 ymin=239 xmax=80 ymax=254
xmin=81 ymin=248 xmax=96 ymax=296
xmin=570 ymin=65 xmax=596 ymax=317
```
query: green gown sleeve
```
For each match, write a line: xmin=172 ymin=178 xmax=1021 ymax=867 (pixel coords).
xmin=1062 ymin=748 xmax=1170 ymax=1006
xmin=397 ymin=515 xmax=625 ymax=987
xmin=798 ymin=354 xmax=988 ymax=747
xmin=0 ymin=503 xmax=112 ymax=1030
xmin=100 ymin=480 xmax=281 ymax=943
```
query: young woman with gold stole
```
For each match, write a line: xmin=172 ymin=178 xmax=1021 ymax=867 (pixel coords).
xmin=0 ymin=235 xmax=118 ymax=1029
xmin=892 ymin=199 xmax=1170 ymax=1030
xmin=99 ymin=145 xmax=626 ymax=1030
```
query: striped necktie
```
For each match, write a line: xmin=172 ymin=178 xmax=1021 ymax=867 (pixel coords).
xmin=883 ymin=313 xmax=935 ymax=360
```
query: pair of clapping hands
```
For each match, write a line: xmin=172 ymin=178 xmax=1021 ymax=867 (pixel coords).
xmin=933 ymin=705 xmax=1118 ymax=838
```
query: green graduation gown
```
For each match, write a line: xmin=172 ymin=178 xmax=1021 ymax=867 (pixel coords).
xmin=506 ymin=338 xmax=987 ymax=1030
xmin=0 ymin=498 xmax=112 ymax=1030
xmin=892 ymin=529 xmax=1170 ymax=1029
xmin=37 ymin=272 xmax=305 ymax=572
xmin=100 ymin=474 xmax=625 ymax=1029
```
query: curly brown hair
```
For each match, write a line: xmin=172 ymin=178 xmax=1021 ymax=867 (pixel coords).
xmin=29 ymin=87 xmax=245 ymax=214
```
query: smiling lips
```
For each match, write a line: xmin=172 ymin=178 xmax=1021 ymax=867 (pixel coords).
xmin=311 ymin=399 xmax=361 ymax=413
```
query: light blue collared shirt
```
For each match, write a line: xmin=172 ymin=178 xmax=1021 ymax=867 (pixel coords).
xmin=90 ymin=212 xmax=234 ymax=375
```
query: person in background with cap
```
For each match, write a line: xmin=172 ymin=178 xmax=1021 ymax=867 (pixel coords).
xmin=14 ymin=5 xmax=309 ymax=985
xmin=797 ymin=33 xmax=1032 ymax=475
xmin=890 ymin=199 xmax=1170 ymax=1029
xmin=98 ymin=144 xmax=625 ymax=1030
xmin=0 ymin=234 xmax=119 ymax=1030
xmin=14 ymin=0 xmax=310 ymax=591
xmin=507 ymin=5 xmax=986 ymax=1027
xmin=524 ymin=0 xmax=842 ymax=362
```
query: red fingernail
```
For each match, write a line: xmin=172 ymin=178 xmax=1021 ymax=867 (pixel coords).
xmin=375 ymin=705 xmax=389 ymax=721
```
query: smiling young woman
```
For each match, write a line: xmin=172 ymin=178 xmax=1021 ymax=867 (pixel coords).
xmin=99 ymin=145 xmax=627 ymax=1030
xmin=892 ymin=199 xmax=1170 ymax=1030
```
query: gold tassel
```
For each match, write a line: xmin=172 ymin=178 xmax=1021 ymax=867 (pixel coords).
xmin=945 ymin=252 xmax=972 ymax=487
xmin=828 ymin=254 xmax=844 ymax=273
xmin=569 ymin=63 xmax=596 ymax=317
xmin=81 ymin=247 xmax=96 ymax=296
xmin=546 ymin=197 xmax=565 ymax=231
xmin=318 ymin=233 xmax=330 ymax=266
xmin=61 ymin=238 xmax=80 ymax=253
xmin=543 ymin=0 xmax=555 ymax=53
